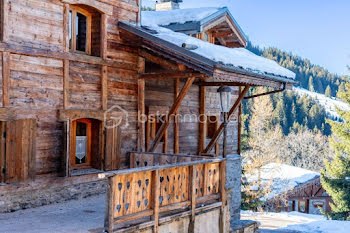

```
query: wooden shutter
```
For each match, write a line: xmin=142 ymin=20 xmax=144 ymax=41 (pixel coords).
xmin=104 ymin=122 xmax=121 ymax=171
xmin=1 ymin=119 xmax=36 ymax=183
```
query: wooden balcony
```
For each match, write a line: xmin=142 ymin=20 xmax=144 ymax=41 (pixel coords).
xmin=100 ymin=152 xmax=227 ymax=233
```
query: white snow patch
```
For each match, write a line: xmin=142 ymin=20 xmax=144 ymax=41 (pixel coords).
xmin=246 ymin=163 xmax=319 ymax=199
xmin=142 ymin=7 xmax=221 ymax=26
xmin=294 ymin=87 xmax=349 ymax=119
xmin=138 ymin=24 xmax=295 ymax=79
xmin=242 ymin=211 xmax=350 ymax=233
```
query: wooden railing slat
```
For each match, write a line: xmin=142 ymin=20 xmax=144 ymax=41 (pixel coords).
xmin=152 ymin=170 xmax=160 ymax=233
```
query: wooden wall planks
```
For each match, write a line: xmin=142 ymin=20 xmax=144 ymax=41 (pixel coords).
xmin=0 ymin=0 xmax=240 ymax=179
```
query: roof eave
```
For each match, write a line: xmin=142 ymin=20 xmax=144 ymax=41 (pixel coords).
xmin=119 ymin=22 xmax=296 ymax=88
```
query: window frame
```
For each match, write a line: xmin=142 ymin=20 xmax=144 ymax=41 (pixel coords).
xmin=70 ymin=118 xmax=92 ymax=169
xmin=69 ymin=5 xmax=92 ymax=55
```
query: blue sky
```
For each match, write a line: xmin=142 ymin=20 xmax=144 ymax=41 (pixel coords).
xmin=142 ymin=0 xmax=350 ymax=76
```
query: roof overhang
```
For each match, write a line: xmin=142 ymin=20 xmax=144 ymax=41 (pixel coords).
xmin=119 ymin=22 xmax=296 ymax=89
xmin=160 ymin=7 xmax=247 ymax=48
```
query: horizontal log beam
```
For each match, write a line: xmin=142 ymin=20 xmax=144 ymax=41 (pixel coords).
xmin=211 ymin=31 xmax=233 ymax=37
xmin=197 ymin=82 xmax=255 ymax=87
xmin=139 ymin=72 xmax=207 ymax=79
xmin=0 ymin=42 xmax=136 ymax=70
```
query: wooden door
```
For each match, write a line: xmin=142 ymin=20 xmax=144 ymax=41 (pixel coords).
xmin=104 ymin=121 xmax=121 ymax=171
xmin=0 ymin=119 xmax=36 ymax=183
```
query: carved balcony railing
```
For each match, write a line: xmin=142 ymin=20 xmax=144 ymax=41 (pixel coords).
xmin=101 ymin=152 xmax=227 ymax=233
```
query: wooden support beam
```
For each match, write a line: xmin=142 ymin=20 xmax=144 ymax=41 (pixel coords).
xmin=138 ymin=57 xmax=146 ymax=152
xmin=189 ymin=165 xmax=196 ymax=233
xmin=197 ymin=82 xmax=254 ymax=87
xmin=199 ymin=86 xmax=206 ymax=153
xmin=101 ymin=14 xmax=108 ymax=59
xmin=105 ymin=177 xmax=116 ymax=233
xmin=225 ymin=42 xmax=243 ymax=48
xmin=2 ymin=52 xmax=10 ymax=107
xmin=1 ymin=0 xmax=8 ymax=42
xmin=63 ymin=59 xmax=70 ymax=109
xmin=101 ymin=65 xmax=108 ymax=110
xmin=237 ymin=86 xmax=242 ymax=155
xmin=152 ymin=170 xmax=160 ymax=233
xmin=203 ymin=85 xmax=250 ymax=154
xmin=139 ymin=72 xmax=206 ymax=79
xmin=211 ymin=31 xmax=233 ymax=37
xmin=63 ymin=3 xmax=70 ymax=53
xmin=139 ymin=49 xmax=179 ymax=71
xmin=219 ymin=161 xmax=227 ymax=233
xmin=148 ymin=77 xmax=195 ymax=152
xmin=174 ymin=79 xmax=179 ymax=154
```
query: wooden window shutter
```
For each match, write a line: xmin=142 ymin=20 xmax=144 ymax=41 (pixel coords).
xmin=104 ymin=122 xmax=121 ymax=171
xmin=0 ymin=119 xmax=36 ymax=183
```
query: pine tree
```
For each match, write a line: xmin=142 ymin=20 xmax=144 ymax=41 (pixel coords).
xmin=325 ymin=85 xmax=332 ymax=97
xmin=308 ymin=76 xmax=315 ymax=92
xmin=321 ymin=82 xmax=350 ymax=220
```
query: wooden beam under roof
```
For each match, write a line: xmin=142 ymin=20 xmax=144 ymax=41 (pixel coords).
xmin=139 ymin=72 xmax=207 ymax=79
xmin=203 ymin=85 xmax=250 ymax=154
xmin=148 ymin=77 xmax=196 ymax=152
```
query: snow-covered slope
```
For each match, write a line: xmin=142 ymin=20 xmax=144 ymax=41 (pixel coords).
xmin=294 ymin=87 xmax=349 ymax=119
xmin=246 ymin=163 xmax=319 ymax=200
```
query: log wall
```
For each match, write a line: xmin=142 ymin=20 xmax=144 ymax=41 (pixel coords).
xmin=0 ymin=0 xmax=239 ymax=179
xmin=0 ymin=0 xmax=140 ymax=177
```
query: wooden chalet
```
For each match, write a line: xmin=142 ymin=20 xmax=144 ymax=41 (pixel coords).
xmin=268 ymin=176 xmax=333 ymax=215
xmin=0 ymin=0 xmax=296 ymax=232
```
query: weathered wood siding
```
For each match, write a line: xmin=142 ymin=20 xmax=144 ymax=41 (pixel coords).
xmin=145 ymin=80 xmax=239 ymax=155
xmin=0 ymin=0 xmax=140 ymax=176
xmin=69 ymin=61 xmax=102 ymax=109
xmin=8 ymin=0 xmax=64 ymax=51
xmin=0 ymin=0 xmax=239 ymax=179
xmin=0 ymin=53 xmax=2 ymax=107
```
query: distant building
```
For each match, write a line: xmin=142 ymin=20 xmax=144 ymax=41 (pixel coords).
xmin=250 ymin=164 xmax=334 ymax=215
xmin=281 ymin=177 xmax=332 ymax=215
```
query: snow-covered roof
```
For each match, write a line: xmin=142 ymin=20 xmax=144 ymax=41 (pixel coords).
xmin=246 ymin=163 xmax=319 ymax=200
xmin=138 ymin=24 xmax=296 ymax=80
xmin=142 ymin=7 xmax=221 ymax=26
xmin=142 ymin=7 xmax=247 ymax=42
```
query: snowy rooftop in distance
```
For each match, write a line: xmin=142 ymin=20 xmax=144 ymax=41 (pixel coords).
xmin=142 ymin=7 xmax=222 ymax=26
xmin=294 ymin=87 xmax=349 ymax=119
xmin=246 ymin=163 xmax=319 ymax=200
xmin=138 ymin=23 xmax=296 ymax=80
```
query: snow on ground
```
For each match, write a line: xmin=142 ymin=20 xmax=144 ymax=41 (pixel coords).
xmin=246 ymin=163 xmax=319 ymax=200
xmin=242 ymin=211 xmax=350 ymax=233
xmin=135 ymin=22 xmax=295 ymax=79
xmin=294 ymin=87 xmax=349 ymax=119
xmin=142 ymin=7 xmax=221 ymax=26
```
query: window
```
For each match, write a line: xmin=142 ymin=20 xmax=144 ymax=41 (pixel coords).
xmin=71 ymin=119 xmax=92 ymax=168
xmin=206 ymin=116 xmax=219 ymax=156
xmin=69 ymin=6 xmax=91 ymax=54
